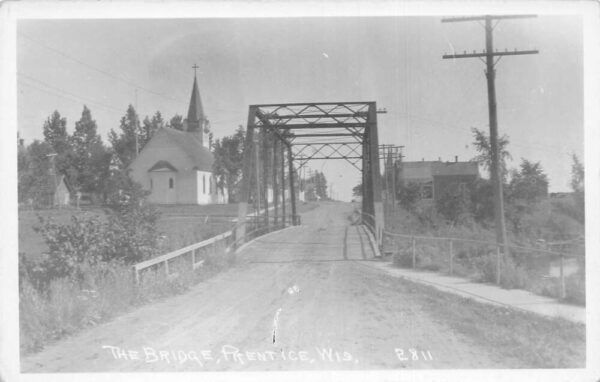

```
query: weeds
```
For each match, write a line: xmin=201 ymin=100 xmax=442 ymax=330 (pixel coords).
xmin=19 ymin=243 xmax=236 ymax=356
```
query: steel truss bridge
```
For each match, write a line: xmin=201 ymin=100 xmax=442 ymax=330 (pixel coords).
xmin=236 ymin=102 xmax=385 ymax=246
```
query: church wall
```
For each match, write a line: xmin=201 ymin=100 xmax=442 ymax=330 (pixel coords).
xmin=129 ymin=129 xmax=215 ymax=205
xmin=196 ymin=170 xmax=215 ymax=204
xmin=148 ymin=171 xmax=177 ymax=204
xmin=177 ymin=170 xmax=198 ymax=204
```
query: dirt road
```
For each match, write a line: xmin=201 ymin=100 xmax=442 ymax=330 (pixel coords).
xmin=22 ymin=202 xmax=520 ymax=372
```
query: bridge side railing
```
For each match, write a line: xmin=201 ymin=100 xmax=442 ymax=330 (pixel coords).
xmin=360 ymin=211 xmax=584 ymax=300
xmin=133 ymin=213 xmax=300 ymax=284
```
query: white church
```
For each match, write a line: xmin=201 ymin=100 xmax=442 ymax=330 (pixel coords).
xmin=129 ymin=73 xmax=227 ymax=205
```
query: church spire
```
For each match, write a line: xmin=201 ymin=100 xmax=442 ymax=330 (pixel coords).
xmin=185 ymin=64 xmax=207 ymax=134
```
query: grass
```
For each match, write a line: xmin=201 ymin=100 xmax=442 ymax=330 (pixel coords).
xmin=385 ymin=203 xmax=586 ymax=305
xmin=20 ymin=202 xmax=319 ymax=260
xmin=19 ymin=244 xmax=236 ymax=356
xmin=19 ymin=204 xmax=241 ymax=261
xmin=19 ymin=201 xmax=319 ymax=356
xmin=397 ymin=276 xmax=586 ymax=368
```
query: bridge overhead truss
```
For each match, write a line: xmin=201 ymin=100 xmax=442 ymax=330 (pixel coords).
xmin=236 ymin=102 xmax=384 ymax=247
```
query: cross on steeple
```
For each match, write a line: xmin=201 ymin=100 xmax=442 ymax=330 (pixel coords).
xmin=192 ymin=64 xmax=199 ymax=77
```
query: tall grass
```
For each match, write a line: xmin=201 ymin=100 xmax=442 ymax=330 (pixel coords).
xmin=387 ymin=204 xmax=585 ymax=305
xmin=19 ymin=245 xmax=236 ymax=355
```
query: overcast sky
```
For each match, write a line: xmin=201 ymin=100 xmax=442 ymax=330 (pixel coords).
xmin=17 ymin=16 xmax=583 ymax=200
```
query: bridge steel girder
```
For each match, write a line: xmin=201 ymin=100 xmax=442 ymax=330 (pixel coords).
xmin=236 ymin=102 xmax=384 ymax=247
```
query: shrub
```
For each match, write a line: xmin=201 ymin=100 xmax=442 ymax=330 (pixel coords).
xmin=565 ymin=268 xmax=585 ymax=305
xmin=470 ymin=252 xmax=528 ymax=289
xmin=499 ymin=256 xmax=529 ymax=290
xmin=392 ymin=241 xmax=414 ymax=268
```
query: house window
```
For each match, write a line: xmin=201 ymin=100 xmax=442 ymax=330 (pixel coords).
xmin=203 ymin=175 xmax=206 ymax=194
xmin=209 ymin=176 xmax=213 ymax=195
xmin=150 ymin=179 xmax=153 ymax=190
xmin=421 ymin=181 xmax=433 ymax=199
xmin=169 ymin=178 xmax=174 ymax=189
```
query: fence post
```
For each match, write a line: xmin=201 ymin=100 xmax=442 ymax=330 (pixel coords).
xmin=449 ymin=239 xmax=453 ymax=275
xmin=495 ymin=245 xmax=501 ymax=285
xmin=559 ymin=255 xmax=566 ymax=299
xmin=412 ymin=236 xmax=416 ymax=269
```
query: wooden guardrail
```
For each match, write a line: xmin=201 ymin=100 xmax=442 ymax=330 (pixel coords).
xmin=133 ymin=213 xmax=301 ymax=284
xmin=133 ymin=230 xmax=233 ymax=283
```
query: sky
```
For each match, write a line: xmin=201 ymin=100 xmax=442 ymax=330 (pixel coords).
xmin=17 ymin=16 xmax=583 ymax=200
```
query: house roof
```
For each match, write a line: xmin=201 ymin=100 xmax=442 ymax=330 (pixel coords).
xmin=148 ymin=160 xmax=178 ymax=172
xmin=399 ymin=160 xmax=479 ymax=178
xmin=433 ymin=162 xmax=479 ymax=177
xmin=160 ymin=127 xmax=214 ymax=172
xmin=38 ymin=174 xmax=72 ymax=195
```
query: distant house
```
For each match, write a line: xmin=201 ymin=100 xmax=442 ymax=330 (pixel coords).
xmin=129 ymin=73 xmax=226 ymax=205
xmin=397 ymin=158 xmax=479 ymax=202
xmin=38 ymin=174 xmax=72 ymax=207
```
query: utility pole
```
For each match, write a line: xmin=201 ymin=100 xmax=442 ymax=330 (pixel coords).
xmin=442 ymin=14 xmax=538 ymax=254
xmin=134 ymin=88 xmax=139 ymax=157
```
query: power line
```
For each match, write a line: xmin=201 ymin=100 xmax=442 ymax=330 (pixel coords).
xmin=19 ymin=32 xmax=248 ymax=127
xmin=18 ymin=73 xmax=123 ymax=113
xmin=19 ymin=32 xmax=188 ymax=107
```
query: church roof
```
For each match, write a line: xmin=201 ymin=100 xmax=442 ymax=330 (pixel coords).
xmin=148 ymin=160 xmax=178 ymax=172
xmin=187 ymin=75 xmax=206 ymax=124
xmin=160 ymin=128 xmax=214 ymax=172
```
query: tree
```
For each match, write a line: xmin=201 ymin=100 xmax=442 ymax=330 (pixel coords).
xmin=71 ymin=106 xmax=111 ymax=194
xmin=570 ymin=154 xmax=584 ymax=193
xmin=436 ymin=182 xmax=473 ymax=225
xmin=108 ymin=105 xmax=141 ymax=169
xmin=469 ymin=178 xmax=495 ymax=224
xmin=508 ymin=159 xmax=548 ymax=203
xmin=471 ymin=127 xmax=512 ymax=182
xmin=212 ymin=126 xmax=246 ymax=202
xmin=43 ymin=111 xmax=69 ymax=154
xmin=168 ymin=114 xmax=184 ymax=131
xmin=313 ymin=171 xmax=328 ymax=200
xmin=141 ymin=111 xmax=164 ymax=148
xmin=42 ymin=110 xmax=77 ymax=183
xmin=397 ymin=182 xmax=421 ymax=212
xmin=505 ymin=159 xmax=549 ymax=234
xmin=18 ymin=140 xmax=54 ymax=205
xmin=352 ymin=183 xmax=362 ymax=197
xmin=570 ymin=154 xmax=585 ymax=223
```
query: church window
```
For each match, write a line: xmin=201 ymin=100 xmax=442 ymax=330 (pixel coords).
xmin=169 ymin=178 xmax=174 ymax=189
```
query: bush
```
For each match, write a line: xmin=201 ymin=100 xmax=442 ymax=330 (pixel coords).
xmin=471 ymin=253 xmax=528 ymax=289
xmin=565 ymin=268 xmax=585 ymax=305
xmin=19 ymin=261 xmax=138 ymax=354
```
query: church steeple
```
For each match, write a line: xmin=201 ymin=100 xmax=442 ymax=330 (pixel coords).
xmin=184 ymin=65 xmax=209 ymax=146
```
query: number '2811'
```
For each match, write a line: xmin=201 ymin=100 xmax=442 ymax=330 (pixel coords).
xmin=394 ymin=348 xmax=433 ymax=361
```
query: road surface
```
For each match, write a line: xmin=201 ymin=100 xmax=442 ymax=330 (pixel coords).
xmin=22 ymin=202 xmax=516 ymax=372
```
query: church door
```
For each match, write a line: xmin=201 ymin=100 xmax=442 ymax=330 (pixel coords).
xmin=166 ymin=175 xmax=176 ymax=204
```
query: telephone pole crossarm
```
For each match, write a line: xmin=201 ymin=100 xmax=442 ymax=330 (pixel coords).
xmin=441 ymin=14 xmax=537 ymax=23
xmin=443 ymin=50 xmax=538 ymax=59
